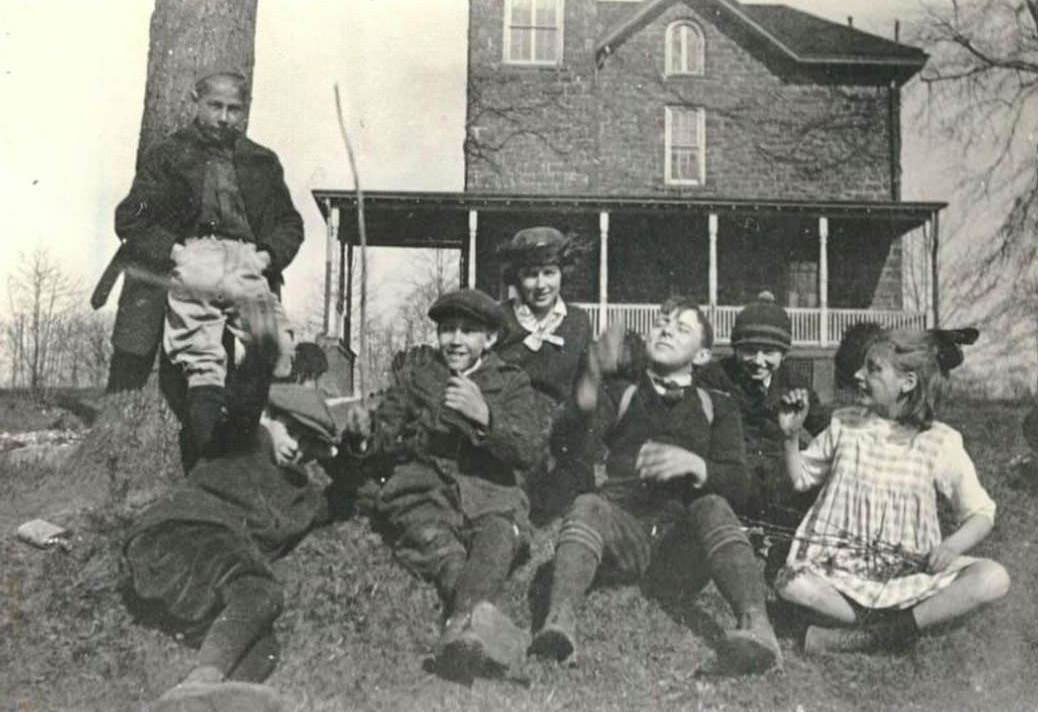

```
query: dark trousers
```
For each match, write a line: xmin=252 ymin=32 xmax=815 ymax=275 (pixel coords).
xmin=549 ymin=493 xmax=766 ymax=620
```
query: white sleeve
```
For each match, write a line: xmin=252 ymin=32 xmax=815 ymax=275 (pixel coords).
xmin=934 ymin=429 xmax=996 ymax=525
xmin=793 ymin=413 xmax=839 ymax=490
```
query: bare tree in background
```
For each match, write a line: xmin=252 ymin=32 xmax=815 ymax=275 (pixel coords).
xmin=913 ymin=0 xmax=1038 ymax=338
xmin=4 ymin=249 xmax=79 ymax=396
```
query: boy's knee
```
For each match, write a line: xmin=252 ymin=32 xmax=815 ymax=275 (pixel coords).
xmin=567 ymin=492 xmax=609 ymax=525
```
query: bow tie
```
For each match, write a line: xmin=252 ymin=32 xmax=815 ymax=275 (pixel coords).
xmin=650 ymin=375 xmax=687 ymax=404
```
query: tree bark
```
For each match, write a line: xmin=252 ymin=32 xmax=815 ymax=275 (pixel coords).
xmin=137 ymin=0 xmax=258 ymax=164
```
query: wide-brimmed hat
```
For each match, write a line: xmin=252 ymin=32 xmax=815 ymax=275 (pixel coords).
xmin=427 ymin=288 xmax=505 ymax=330
xmin=498 ymin=226 xmax=576 ymax=269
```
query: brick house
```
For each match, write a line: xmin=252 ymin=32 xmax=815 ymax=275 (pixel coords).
xmin=314 ymin=0 xmax=944 ymax=398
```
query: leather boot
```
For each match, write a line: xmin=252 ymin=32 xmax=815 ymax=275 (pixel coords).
xmin=436 ymin=601 xmax=528 ymax=677
xmin=528 ymin=600 xmax=578 ymax=665
xmin=722 ymin=606 xmax=783 ymax=673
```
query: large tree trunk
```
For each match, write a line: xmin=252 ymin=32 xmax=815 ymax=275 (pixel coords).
xmin=136 ymin=0 xmax=258 ymax=163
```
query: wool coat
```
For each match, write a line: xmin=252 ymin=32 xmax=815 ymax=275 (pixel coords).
xmin=111 ymin=123 xmax=303 ymax=356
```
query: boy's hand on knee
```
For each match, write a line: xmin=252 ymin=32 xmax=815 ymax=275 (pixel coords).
xmin=444 ymin=375 xmax=490 ymax=427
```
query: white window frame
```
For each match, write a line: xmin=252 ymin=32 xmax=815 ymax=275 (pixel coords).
xmin=665 ymin=106 xmax=706 ymax=186
xmin=503 ymin=0 xmax=565 ymax=66
xmin=665 ymin=21 xmax=705 ymax=76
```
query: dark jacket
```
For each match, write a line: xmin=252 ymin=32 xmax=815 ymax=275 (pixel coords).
xmin=494 ymin=303 xmax=592 ymax=405
xmin=111 ymin=123 xmax=303 ymax=356
xmin=697 ymin=355 xmax=828 ymax=519
xmin=360 ymin=350 xmax=551 ymax=488
xmin=593 ymin=373 xmax=749 ymax=513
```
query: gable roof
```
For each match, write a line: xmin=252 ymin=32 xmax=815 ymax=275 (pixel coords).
xmin=597 ymin=0 xmax=927 ymax=72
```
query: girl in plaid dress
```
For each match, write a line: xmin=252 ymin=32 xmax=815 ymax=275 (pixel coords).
xmin=774 ymin=328 xmax=1009 ymax=653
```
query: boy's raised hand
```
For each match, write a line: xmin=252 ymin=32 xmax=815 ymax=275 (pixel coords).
xmin=778 ymin=387 xmax=810 ymax=437
xmin=444 ymin=374 xmax=490 ymax=427
xmin=590 ymin=320 xmax=626 ymax=377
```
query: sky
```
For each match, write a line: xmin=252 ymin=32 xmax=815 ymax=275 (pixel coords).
xmin=1 ymin=0 xmax=934 ymax=327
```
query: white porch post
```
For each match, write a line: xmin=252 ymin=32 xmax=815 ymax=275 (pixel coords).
xmin=599 ymin=211 xmax=610 ymax=332
xmin=467 ymin=210 xmax=478 ymax=288
xmin=819 ymin=216 xmax=829 ymax=345
xmin=323 ymin=199 xmax=337 ymax=337
xmin=708 ymin=213 xmax=718 ymax=307
xmin=923 ymin=218 xmax=935 ymax=328
xmin=329 ymin=206 xmax=342 ymax=338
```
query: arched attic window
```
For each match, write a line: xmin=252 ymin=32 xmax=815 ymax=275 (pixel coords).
xmin=665 ymin=20 xmax=705 ymax=76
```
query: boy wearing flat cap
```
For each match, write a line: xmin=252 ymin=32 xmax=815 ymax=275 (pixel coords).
xmin=344 ymin=288 xmax=550 ymax=678
xmin=124 ymin=330 xmax=340 ymax=708
xmin=697 ymin=292 xmax=828 ymax=577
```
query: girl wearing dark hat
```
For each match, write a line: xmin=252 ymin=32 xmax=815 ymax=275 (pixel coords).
xmin=495 ymin=226 xmax=595 ymax=517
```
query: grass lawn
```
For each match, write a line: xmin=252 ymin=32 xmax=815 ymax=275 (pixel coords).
xmin=2 ymin=391 xmax=1037 ymax=711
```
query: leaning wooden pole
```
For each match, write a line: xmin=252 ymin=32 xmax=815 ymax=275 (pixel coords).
xmin=334 ymin=84 xmax=368 ymax=399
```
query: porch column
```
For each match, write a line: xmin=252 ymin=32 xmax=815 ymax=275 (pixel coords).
xmin=708 ymin=213 xmax=718 ymax=307
xmin=323 ymin=200 xmax=337 ymax=336
xmin=922 ymin=218 xmax=935 ymax=328
xmin=819 ymin=216 xmax=829 ymax=345
xmin=330 ymin=206 xmax=343 ymax=339
xmin=931 ymin=210 xmax=940 ymax=327
xmin=467 ymin=210 xmax=478 ymax=288
xmin=599 ymin=211 xmax=609 ymax=332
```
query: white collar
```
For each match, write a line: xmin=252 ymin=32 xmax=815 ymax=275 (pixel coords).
xmin=513 ymin=298 xmax=567 ymax=351
xmin=647 ymin=368 xmax=693 ymax=394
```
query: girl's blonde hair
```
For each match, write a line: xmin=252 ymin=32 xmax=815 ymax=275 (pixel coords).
xmin=868 ymin=329 xmax=945 ymax=430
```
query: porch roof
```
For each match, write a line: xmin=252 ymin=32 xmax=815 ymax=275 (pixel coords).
xmin=311 ymin=189 xmax=945 ymax=247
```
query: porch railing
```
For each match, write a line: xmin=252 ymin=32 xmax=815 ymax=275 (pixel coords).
xmin=572 ymin=303 xmax=926 ymax=347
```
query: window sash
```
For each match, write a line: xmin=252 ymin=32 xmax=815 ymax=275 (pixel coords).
xmin=666 ymin=107 xmax=704 ymax=184
xmin=506 ymin=0 xmax=562 ymax=64
xmin=666 ymin=22 xmax=703 ymax=75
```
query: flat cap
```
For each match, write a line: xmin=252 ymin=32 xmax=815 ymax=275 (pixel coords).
xmin=428 ymin=288 xmax=504 ymax=330
xmin=267 ymin=384 xmax=342 ymax=445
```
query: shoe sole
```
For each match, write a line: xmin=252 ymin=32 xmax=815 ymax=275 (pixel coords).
xmin=720 ymin=635 xmax=781 ymax=674
xmin=438 ymin=632 xmax=494 ymax=678
xmin=528 ymin=627 xmax=576 ymax=664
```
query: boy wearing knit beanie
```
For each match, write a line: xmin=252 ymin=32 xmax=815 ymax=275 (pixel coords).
xmin=697 ymin=292 xmax=829 ymax=580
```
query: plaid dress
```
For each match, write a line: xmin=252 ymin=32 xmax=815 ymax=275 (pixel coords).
xmin=783 ymin=407 xmax=996 ymax=609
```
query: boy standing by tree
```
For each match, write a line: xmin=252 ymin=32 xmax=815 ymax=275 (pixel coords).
xmin=343 ymin=289 xmax=550 ymax=678
xmin=110 ymin=66 xmax=302 ymax=466
xmin=529 ymin=296 xmax=782 ymax=674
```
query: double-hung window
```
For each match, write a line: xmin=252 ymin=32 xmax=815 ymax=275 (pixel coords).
xmin=504 ymin=0 xmax=564 ymax=66
xmin=665 ymin=106 xmax=706 ymax=185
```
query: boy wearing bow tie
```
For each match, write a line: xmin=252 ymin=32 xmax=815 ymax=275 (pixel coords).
xmin=529 ymin=296 xmax=782 ymax=673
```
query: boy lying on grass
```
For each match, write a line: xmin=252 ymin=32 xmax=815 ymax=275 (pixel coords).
xmin=123 ymin=305 xmax=342 ymax=710
xmin=342 ymin=288 xmax=550 ymax=679
xmin=529 ymin=296 xmax=782 ymax=674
